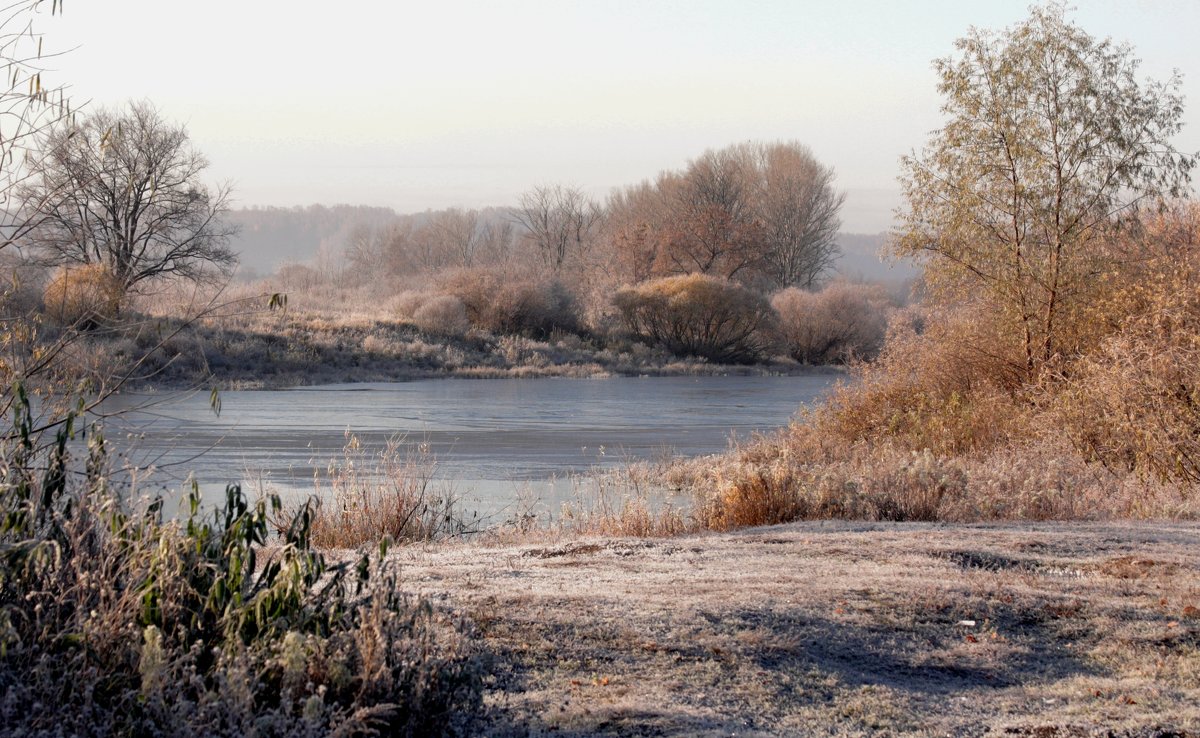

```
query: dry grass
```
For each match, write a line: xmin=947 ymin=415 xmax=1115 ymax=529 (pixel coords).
xmin=42 ymin=263 xmax=123 ymax=328
xmin=298 ymin=434 xmax=472 ymax=548
xmin=380 ymin=520 xmax=1200 ymax=736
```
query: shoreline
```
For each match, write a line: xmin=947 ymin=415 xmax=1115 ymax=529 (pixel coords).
xmin=81 ymin=310 xmax=848 ymax=392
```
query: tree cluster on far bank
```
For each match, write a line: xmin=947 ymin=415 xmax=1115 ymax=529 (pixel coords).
xmin=251 ymin=140 xmax=869 ymax=366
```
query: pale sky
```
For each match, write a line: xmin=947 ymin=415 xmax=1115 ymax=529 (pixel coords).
xmin=39 ymin=1 xmax=1200 ymax=232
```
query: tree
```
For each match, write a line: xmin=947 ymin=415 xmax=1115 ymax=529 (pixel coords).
xmin=894 ymin=4 xmax=1194 ymax=377
xmin=513 ymin=184 xmax=601 ymax=271
xmin=656 ymin=148 xmax=762 ymax=280
xmin=749 ymin=142 xmax=844 ymax=290
xmin=426 ymin=207 xmax=482 ymax=268
xmin=20 ymin=100 xmax=237 ymax=292
xmin=605 ymin=141 xmax=844 ymax=289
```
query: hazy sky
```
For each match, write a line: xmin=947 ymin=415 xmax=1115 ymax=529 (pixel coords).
xmin=40 ymin=1 xmax=1200 ymax=232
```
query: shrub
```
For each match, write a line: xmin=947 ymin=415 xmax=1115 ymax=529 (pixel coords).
xmin=276 ymin=262 xmax=322 ymax=291
xmin=772 ymin=281 xmax=890 ymax=364
xmin=439 ymin=267 xmax=579 ymax=337
xmin=411 ymin=295 xmax=470 ymax=336
xmin=814 ymin=305 xmax=1032 ymax=456
xmin=42 ymin=263 xmax=123 ymax=328
xmin=1057 ymin=204 xmax=1200 ymax=484
xmin=392 ymin=289 xmax=437 ymax=320
xmin=612 ymin=273 xmax=776 ymax=363
xmin=0 ymin=392 xmax=484 ymax=736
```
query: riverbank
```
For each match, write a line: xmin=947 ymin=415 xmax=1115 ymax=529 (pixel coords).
xmin=381 ymin=520 xmax=1200 ymax=737
xmin=73 ymin=308 xmax=838 ymax=390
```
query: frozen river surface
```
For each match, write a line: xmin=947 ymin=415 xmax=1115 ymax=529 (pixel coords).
xmin=98 ymin=375 xmax=838 ymax=519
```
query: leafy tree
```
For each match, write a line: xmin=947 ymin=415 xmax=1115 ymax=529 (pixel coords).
xmin=894 ymin=4 xmax=1194 ymax=377
xmin=20 ymin=100 xmax=237 ymax=292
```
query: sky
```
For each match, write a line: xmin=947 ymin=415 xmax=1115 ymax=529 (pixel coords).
xmin=37 ymin=0 xmax=1200 ymax=233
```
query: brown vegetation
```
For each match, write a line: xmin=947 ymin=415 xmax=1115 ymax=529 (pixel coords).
xmin=613 ymin=273 xmax=777 ymax=364
xmin=438 ymin=267 xmax=580 ymax=338
xmin=42 ymin=263 xmax=123 ymax=328
xmin=771 ymin=280 xmax=891 ymax=364
xmin=606 ymin=141 xmax=844 ymax=289
xmin=301 ymin=435 xmax=470 ymax=548
xmin=654 ymin=206 xmax=1200 ymax=533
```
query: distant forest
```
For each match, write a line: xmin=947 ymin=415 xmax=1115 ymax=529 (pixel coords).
xmin=228 ymin=204 xmax=914 ymax=284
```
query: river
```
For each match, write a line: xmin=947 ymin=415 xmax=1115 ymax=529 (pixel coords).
xmin=95 ymin=374 xmax=838 ymax=522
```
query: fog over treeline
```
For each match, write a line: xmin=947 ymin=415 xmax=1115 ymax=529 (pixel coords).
xmin=228 ymin=204 xmax=912 ymax=284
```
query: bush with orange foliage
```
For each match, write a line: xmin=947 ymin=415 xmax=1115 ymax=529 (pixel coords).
xmin=1058 ymin=203 xmax=1200 ymax=485
xmin=42 ymin=263 xmax=123 ymax=328
xmin=613 ymin=273 xmax=776 ymax=363
xmin=813 ymin=304 xmax=1032 ymax=456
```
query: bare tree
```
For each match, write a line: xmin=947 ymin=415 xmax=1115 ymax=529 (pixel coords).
xmin=750 ymin=142 xmax=844 ymax=289
xmin=427 ymin=207 xmax=481 ymax=268
xmin=20 ymin=100 xmax=237 ymax=292
xmin=513 ymin=184 xmax=602 ymax=271
xmin=603 ymin=142 xmax=844 ymax=288
xmin=476 ymin=217 xmax=514 ymax=264
xmin=343 ymin=223 xmax=388 ymax=279
xmin=658 ymin=149 xmax=761 ymax=279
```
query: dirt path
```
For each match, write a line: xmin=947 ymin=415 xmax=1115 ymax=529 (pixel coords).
xmin=389 ymin=521 xmax=1200 ymax=737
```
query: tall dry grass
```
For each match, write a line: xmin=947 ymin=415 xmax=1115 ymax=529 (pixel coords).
xmin=300 ymin=434 xmax=472 ymax=548
xmin=42 ymin=263 xmax=124 ymax=328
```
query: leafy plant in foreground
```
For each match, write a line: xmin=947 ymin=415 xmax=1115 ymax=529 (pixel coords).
xmin=0 ymin=388 xmax=483 ymax=737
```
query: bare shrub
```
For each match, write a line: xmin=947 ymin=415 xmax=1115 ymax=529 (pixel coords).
xmin=276 ymin=262 xmax=322 ymax=291
xmin=613 ymin=273 xmax=776 ymax=363
xmin=772 ymin=281 xmax=891 ymax=364
xmin=439 ymin=267 xmax=579 ymax=337
xmin=412 ymin=295 xmax=470 ymax=336
xmin=392 ymin=288 xmax=436 ymax=319
xmin=42 ymin=263 xmax=123 ymax=328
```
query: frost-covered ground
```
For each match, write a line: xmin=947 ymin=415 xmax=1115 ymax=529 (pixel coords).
xmin=387 ymin=521 xmax=1200 ymax=737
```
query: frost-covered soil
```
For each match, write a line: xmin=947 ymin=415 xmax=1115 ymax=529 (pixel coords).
xmin=387 ymin=521 xmax=1200 ymax=737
